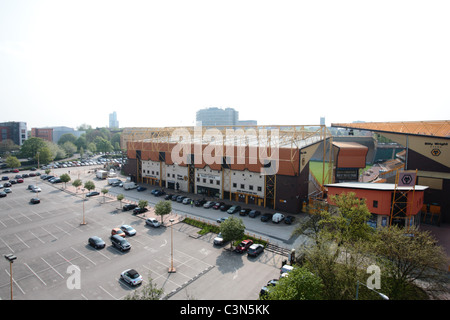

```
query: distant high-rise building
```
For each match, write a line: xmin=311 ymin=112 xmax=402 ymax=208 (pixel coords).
xmin=196 ymin=107 xmax=239 ymax=126
xmin=0 ymin=121 xmax=27 ymax=146
xmin=109 ymin=111 xmax=119 ymax=128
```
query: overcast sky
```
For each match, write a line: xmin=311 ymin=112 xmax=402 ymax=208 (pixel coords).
xmin=1 ymin=0 xmax=449 ymax=130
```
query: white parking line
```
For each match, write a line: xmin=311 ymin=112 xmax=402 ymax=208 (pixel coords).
xmin=7 ymin=214 xmax=20 ymax=224
xmin=29 ymin=231 xmax=45 ymax=244
xmin=0 ymin=219 xmax=7 ymax=228
xmin=41 ymin=226 xmax=58 ymax=240
xmin=54 ymin=224 xmax=71 ymax=236
xmin=4 ymin=268 xmax=26 ymax=295
xmin=18 ymin=212 xmax=32 ymax=222
xmin=40 ymin=257 xmax=64 ymax=279
xmin=71 ymin=247 xmax=96 ymax=265
xmin=0 ymin=237 xmax=14 ymax=253
xmin=99 ymin=285 xmax=118 ymax=300
xmin=24 ymin=263 xmax=47 ymax=286
xmin=15 ymin=234 xmax=30 ymax=248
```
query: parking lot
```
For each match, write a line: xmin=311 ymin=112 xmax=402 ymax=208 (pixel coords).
xmin=0 ymin=166 xmax=287 ymax=300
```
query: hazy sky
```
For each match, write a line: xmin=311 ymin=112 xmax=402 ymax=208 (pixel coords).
xmin=1 ymin=0 xmax=449 ymax=130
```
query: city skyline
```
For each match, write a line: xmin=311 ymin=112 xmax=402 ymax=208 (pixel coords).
xmin=1 ymin=1 xmax=449 ymax=130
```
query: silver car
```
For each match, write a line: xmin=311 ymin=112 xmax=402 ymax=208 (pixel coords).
xmin=145 ymin=218 xmax=160 ymax=228
xmin=120 ymin=225 xmax=136 ymax=236
xmin=120 ymin=269 xmax=143 ymax=286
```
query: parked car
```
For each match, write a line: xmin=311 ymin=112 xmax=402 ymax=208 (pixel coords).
xmin=120 ymin=269 xmax=142 ymax=286
xmin=260 ymin=213 xmax=273 ymax=222
xmin=247 ymin=243 xmax=264 ymax=257
xmin=133 ymin=207 xmax=148 ymax=214
xmin=86 ymin=191 xmax=100 ymax=197
xmin=0 ymin=191 xmax=6 ymax=198
xmin=32 ymin=187 xmax=42 ymax=193
xmin=260 ymin=279 xmax=279 ymax=298
xmin=220 ymin=204 xmax=231 ymax=211
xmin=195 ymin=199 xmax=207 ymax=207
xmin=203 ymin=201 xmax=214 ymax=208
xmin=145 ymin=218 xmax=160 ymax=228
xmin=4 ymin=188 xmax=12 ymax=193
xmin=120 ymin=225 xmax=136 ymax=236
xmin=272 ymin=213 xmax=285 ymax=223
xmin=249 ymin=210 xmax=261 ymax=218
xmin=111 ymin=228 xmax=126 ymax=237
xmin=216 ymin=217 xmax=228 ymax=223
xmin=212 ymin=202 xmax=224 ymax=210
xmin=164 ymin=194 xmax=173 ymax=200
xmin=285 ymin=215 xmax=296 ymax=224
xmin=235 ymin=239 xmax=253 ymax=253
xmin=110 ymin=234 xmax=131 ymax=251
xmin=182 ymin=197 xmax=192 ymax=205
xmin=213 ymin=232 xmax=224 ymax=245
xmin=153 ymin=189 xmax=166 ymax=197
xmin=122 ymin=204 xmax=138 ymax=211
xmin=136 ymin=186 xmax=147 ymax=192
xmin=227 ymin=205 xmax=241 ymax=214
xmin=30 ymin=197 xmax=40 ymax=204
xmin=88 ymin=236 xmax=106 ymax=249
xmin=239 ymin=208 xmax=251 ymax=216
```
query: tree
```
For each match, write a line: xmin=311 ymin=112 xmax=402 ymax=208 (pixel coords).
xmin=372 ymin=225 xmax=449 ymax=300
xmin=72 ymin=179 xmax=82 ymax=192
xmin=219 ymin=217 xmax=245 ymax=250
xmin=58 ymin=133 xmax=77 ymax=145
xmin=124 ymin=276 xmax=163 ymax=300
xmin=19 ymin=137 xmax=46 ymax=159
xmin=117 ymin=194 xmax=124 ymax=208
xmin=138 ymin=199 xmax=148 ymax=210
xmin=263 ymin=266 xmax=324 ymax=300
xmin=62 ymin=141 xmax=77 ymax=157
xmin=60 ymin=173 xmax=71 ymax=189
xmin=154 ymin=200 xmax=172 ymax=224
xmin=101 ymin=188 xmax=109 ymax=203
xmin=84 ymin=180 xmax=95 ymax=192
xmin=5 ymin=155 xmax=20 ymax=169
xmin=36 ymin=145 xmax=54 ymax=165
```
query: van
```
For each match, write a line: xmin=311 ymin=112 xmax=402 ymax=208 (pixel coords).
xmin=272 ymin=213 xmax=285 ymax=223
xmin=111 ymin=234 xmax=131 ymax=251
xmin=280 ymin=264 xmax=294 ymax=275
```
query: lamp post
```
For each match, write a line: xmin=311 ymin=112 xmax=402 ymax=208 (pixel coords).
xmin=168 ymin=218 xmax=176 ymax=273
xmin=4 ymin=254 xmax=17 ymax=300
xmin=81 ymin=188 xmax=86 ymax=225
xmin=356 ymin=281 xmax=389 ymax=300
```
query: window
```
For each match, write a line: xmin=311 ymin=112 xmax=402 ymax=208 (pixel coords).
xmin=216 ymin=181 xmax=220 ymax=185
xmin=249 ymin=185 xmax=253 ymax=190
xmin=240 ymin=184 xmax=245 ymax=189
xmin=257 ymin=186 xmax=262 ymax=192
xmin=233 ymin=183 xmax=237 ymax=188
xmin=373 ymin=200 xmax=378 ymax=208
xmin=209 ymin=180 xmax=213 ymax=184
xmin=203 ymin=178 xmax=206 ymax=183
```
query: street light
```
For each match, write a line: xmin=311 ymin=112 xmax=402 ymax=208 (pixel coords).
xmin=81 ymin=188 xmax=86 ymax=225
xmin=356 ymin=281 xmax=389 ymax=300
xmin=168 ymin=218 xmax=176 ymax=273
xmin=4 ymin=254 xmax=17 ymax=300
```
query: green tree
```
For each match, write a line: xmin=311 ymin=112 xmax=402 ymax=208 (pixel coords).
xmin=62 ymin=141 xmax=77 ymax=157
xmin=36 ymin=145 xmax=54 ymax=165
xmin=219 ymin=216 xmax=245 ymax=250
xmin=101 ymin=188 xmax=109 ymax=203
xmin=154 ymin=200 xmax=172 ymax=224
xmin=124 ymin=276 xmax=163 ymax=300
xmin=19 ymin=137 xmax=46 ymax=159
xmin=60 ymin=173 xmax=71 ymax=189
xmin=94 ymin=136 xmax=113 ymax=153
xmin=72 ymin=179 xmax=82 ymax=192
xmin=263 ymin=266 xmax=324 ymax=300
xmin=84 ymin=180 xmax=95 ymax=192
xmin=5 ymin=155 xmax=21 ymax=169
xmin=58 ymin=133 xmax=77 ymax=145
xmin=372 ymin=225 xmax=448 ymax=300
xmin=138 ymin=199 xmax=148 ymax=210
xmin=117 ymin=193 xmax=124 ymax=208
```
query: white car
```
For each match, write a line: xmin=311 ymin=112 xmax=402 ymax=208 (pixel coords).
xmin=120 ymin=224 xmax=136 ymax=236
xmin=182 ymin=197 xmax=192 ymax=204
xmin=32 ymin=186 xmax=42 ymax=193
xmin=213 ymin=232 xmax=224 ymax=245
xmin=120 ymin=269 xmax=143 ymax=286
xmin=4 ymin=188 xmax=12 ymax=193
xmin=145 ymin=218 xmax=160 ymax=228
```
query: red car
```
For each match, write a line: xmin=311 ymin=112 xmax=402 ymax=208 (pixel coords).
xmin=17 ymin=178 xmax=24 ymax=183
xmin=235 ymin=240 xmax=253 ymax=253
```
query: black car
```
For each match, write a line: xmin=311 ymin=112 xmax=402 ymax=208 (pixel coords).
xmin=133 ymin=207 xmax=148 ymax=215
xmin=88 ymin=236 xmax=106 ymax=249
xmin=30 ymin=198 xmax=40 ymax=204
xmin=0 ymin=191 xmax=6 ymax=198
xmin=122 ymin=204 xmax=138 ymax=211
xmin=260 ymin=213 xmax=273 ymax=222
xmin=285 ymin=215 xmax=296 ymax=224
xmin=164 ymin=194 xmax=173 ymax=200
xmin=195 ymin=199 xmax=207 ymax=207
xmin=137 ymin=186 xmax=147 ymax=192
xmin=86 ymin=191 xmax=100 ymax=197
xmin=249 ymin=210 xmax=261 ymax=218
xmin=239 ymin=208 xmax=251 ymax=216
xmin=220 ymin=204 xmax=231 ymax=211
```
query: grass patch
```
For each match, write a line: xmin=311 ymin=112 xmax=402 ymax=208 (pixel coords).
xmin=182 ymin=217 xmax=269 ymax=246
